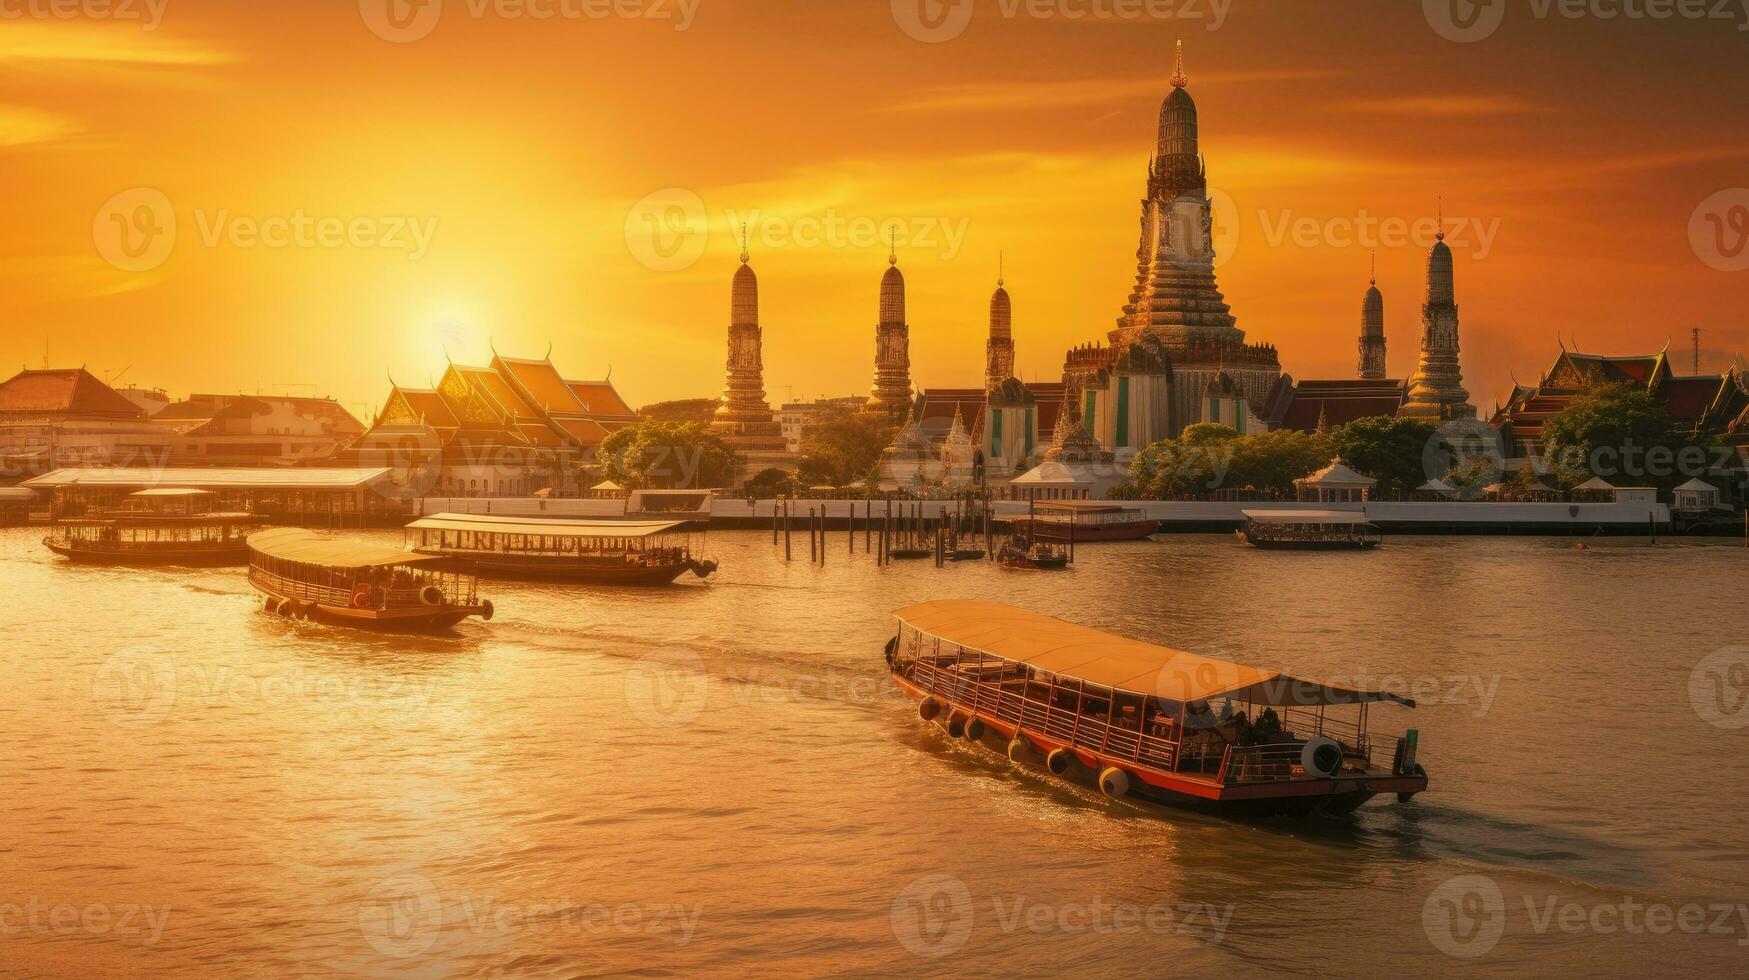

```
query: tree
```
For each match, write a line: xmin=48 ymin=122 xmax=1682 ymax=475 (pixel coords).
xmin=595 ymin=420 xmax=737 ymax=489
xmin=1223 ymin=428 xmax=1330 ymax=495
xmin=637 ymin=398 xmax=721 ymax=423
xmin=1322 ymin=416 xmax=1440 ymax=497
xmin=797 ymin=409 xmax=896 ymax=487
xmin=1129 ymin=425 xmax=1329 ymax=499
xmin=743 ymin=466 xmax=797 ymax=497
xmin=1539 ymin=382 xmax=1711 ymax=492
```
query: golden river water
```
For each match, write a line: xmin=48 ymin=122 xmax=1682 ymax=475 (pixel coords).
xmin=4 ymin=526 xmax=1748 ymax=977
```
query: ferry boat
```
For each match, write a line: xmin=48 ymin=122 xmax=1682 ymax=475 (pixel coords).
xmin=1238 ymin=510 xmax=1382 ymax=550
xmin=247 ymin=528 xmax=493 ymax=631
xmin=885 ymin=600 xmax=1428 ymax=818
xmin=995 ymin=535 xmax=1069 ymax=569
xmin=403 ymin=513 xmax=716 ymax=584
xmin=43 ymin=489 xmax=259 ymax=565
xmin=1006 ymin=501 xmax=1158 ymax=542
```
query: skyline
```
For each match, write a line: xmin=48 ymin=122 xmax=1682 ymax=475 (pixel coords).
xmin=3 ymin=0 xmax=1747 ymax=421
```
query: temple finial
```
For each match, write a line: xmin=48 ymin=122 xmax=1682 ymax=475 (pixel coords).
xmin=738 ymin=219 xmax=750 ymax=265
xmin=1170 ymin=37 xmax=1187 ymax=89
xmin=1436 ymin=196 xmax=1445 ymax=242
xmin=1369 ymin=249 xmax=1376 ymax=286
xmin=888 ymin=229 xmax=897 ymax=266
xmin=998 ymin=250 xmax=1005 ymax=287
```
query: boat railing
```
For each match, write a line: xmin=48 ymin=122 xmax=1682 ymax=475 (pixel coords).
xmin=905 ymin=657 xmax=1178 ymax=773
xmin=249 ymin=565 xmax=478 ymax=610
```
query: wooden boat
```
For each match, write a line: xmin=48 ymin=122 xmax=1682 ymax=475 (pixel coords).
xmin=403 ymin=513 xmax=716 ymax=584
xmin=1005 ymin=501 xmax=1158 ymax=542
xmin=995 ymin=536 xmax=1069 ymax=569
xmin=43 ymin=489 xmax=259 ymax=566
xmin=1238 ymin=510 xmax=1382 ymax=550
xmin=247 ymin=528 xmax=493 ymax=631
xmin=886 ymin=601 xmax=1428 ymax=818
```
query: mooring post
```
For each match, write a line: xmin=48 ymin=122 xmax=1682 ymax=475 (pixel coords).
xmin=783 ymin=495 xmax=792 ymax=561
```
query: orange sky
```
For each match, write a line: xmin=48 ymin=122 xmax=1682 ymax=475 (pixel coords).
xmin=2 ymin=0 xmax=1747 ymax=423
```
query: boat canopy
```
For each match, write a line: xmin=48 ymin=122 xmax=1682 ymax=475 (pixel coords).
xmin=896 ymin=600 xmax=1413 ymax=707
xmin=1241 ymin=510 xmax=1371 ymax=525
xmin=131 ymin=488 xmax=215 ymax=497
xmin=1031 ymin=501 xmax=1135 ymax=513
xmin=406 ymin=513 xmax=686 ymax=539
xmin=248 ymin=528 xmax=445 ymax=569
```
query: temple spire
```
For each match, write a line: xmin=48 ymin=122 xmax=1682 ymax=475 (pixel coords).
xmin=738 ymin=219 xmax=750 ymax=265
xmin=1436 ymin=196 xmax=1445 ymax=242
xmin=1171 ymin=37 xmax=1187 ymax=89
xmin=1369 ymin=249 xmax=1377 ymax=286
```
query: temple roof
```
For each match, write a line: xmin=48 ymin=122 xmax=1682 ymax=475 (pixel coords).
xmin=0 ymin=368 xmax=146 ymax=419
xmin=1265 ymin=376 xmax=1407 ymax=433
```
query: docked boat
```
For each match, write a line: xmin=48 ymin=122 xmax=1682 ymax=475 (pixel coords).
xmin=247 ymin=528 xmax=493 ymax=631
xmin=1238 ymin=510 xmax=1382 ymax=550
xmin=43 ymin=489 xmax=259 ymax=565
xmin=1006 ymin=501 xmax=1157 ymax=542
xmin=885 ymin=601 xmax=1428 ymax=818
xmin=995 ymin=535 xmax=1069 ymax=569
xmin=403 ymin=513 xmax=716 ymax=584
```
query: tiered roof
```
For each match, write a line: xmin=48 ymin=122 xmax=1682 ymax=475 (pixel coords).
xmin=1264 ymin=376 xmax=1407 ymax=433
xmin=1489 ymin=347 xmax=1741 ymax=452
xmin=0 ymin=368 xmax=146 ymax=420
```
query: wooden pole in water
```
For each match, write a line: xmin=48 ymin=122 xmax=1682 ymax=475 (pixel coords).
xmin=865 ymin=499 xmax=872 ymax=552
xmin=809 ymin=508 xmax=818 ymax=563
xmin=771 ymin=494 xmax=779 ymax=544
xmin=935 ymin=524 xmax=944 ymax=567
xmin=1649 ymin=509 xmax=1656 ymax=546
xmin=847 ymin=501 xmax=854 ymax=554
xmin=783 ymin=496 xmax=792 ymax=561
xmin=1069 ymin=510 xmax=1076 ymax=563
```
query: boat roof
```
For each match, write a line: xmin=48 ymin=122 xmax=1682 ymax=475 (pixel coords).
xmin=1241 ymin=510 xmax=1371 ymax=525
xmin=896 ymin=600 xmax=1413 ymax=707
xmin=1031 ymin=501 xmax=1135 ymax=513
xmin=248 ymin=528 xmax=445 ymax=568
xmin=131 ymin=488 xmax=215 ymax=497
xmin=406 ymin=513 xmax=686 ymax=538
xmin=24 ymin=467 xmax=391 ymax=490
xmin=0 ymin=487 xmax=35 ymax=500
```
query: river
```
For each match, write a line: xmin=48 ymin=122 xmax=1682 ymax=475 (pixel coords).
xmin=3 ymin=527 xmax=1747 ymax=976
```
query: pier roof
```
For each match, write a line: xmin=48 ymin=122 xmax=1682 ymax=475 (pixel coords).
xmin=24 ymin=466 xmax=391 ymax=490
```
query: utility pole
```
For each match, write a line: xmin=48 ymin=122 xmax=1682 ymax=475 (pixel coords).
xmin=1692 ymin=327 xmax=1703 ymax=375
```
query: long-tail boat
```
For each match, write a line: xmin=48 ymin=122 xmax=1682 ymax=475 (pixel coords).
xmin=43 ymin=489 xmax=259 ymax=566
xmin=885 ymin=600 xmax=1428 ymax=818
xmin=1238 ymin=510 xmax=1382 ymax=550
xmin=1006 ymin=501 xmax=1158 ymax=542
xmin=247 ymin=528 xmax=493 ymax=631
xmin=403 ymin=513 xmax=716 ymax=584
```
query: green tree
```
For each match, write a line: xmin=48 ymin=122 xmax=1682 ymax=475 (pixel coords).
xmin=1322 ymin=416 xmax=1439 ymax=497
xmin=596 ymin=420 xmax=737 ymax=489
xmin=637 ymin=398 xmax=722 ymax=423
xmin=1130 ymin=425 xmax=1330 ymax=499
xmin=1540 ymin=382 xmax=1711 ymax=492
xmin=1224 ymin=428 xmax=1331 ymax=495
xmin=743 ymin=466 xmax=797 ymax=497
xmin=797 ymin=409 xmax=896 ymax=487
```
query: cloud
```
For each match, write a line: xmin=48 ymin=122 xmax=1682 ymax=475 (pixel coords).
xmin=0 ymin=104 xmax=80 ymax=147
xmin=883 ymin=70 xmax=1344 ymax=114
xmin=1335 ymin=95 xmax=1548 ymax=117
xmin=0 ymin=21 xmax=235 ymax=68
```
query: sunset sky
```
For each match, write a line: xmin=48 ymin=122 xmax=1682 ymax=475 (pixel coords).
xmin=2 ymin=0 xmax=1746 ymax=423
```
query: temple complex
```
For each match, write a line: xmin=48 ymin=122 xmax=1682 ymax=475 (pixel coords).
xmin=709 ymin=238 xmax=789 ymax=477
xmin=1264 ymin=269 xmax=1408 ymax=432
xmin=1399 ymin=215 xmax=1476 ymax=421
xmin=346 ymin=350 xmax=636 ymax=496
xmin=1490 ymin=347 xmax=1748 ymax=461
xmin=866 ymin=244 xmax=914 ymax=417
